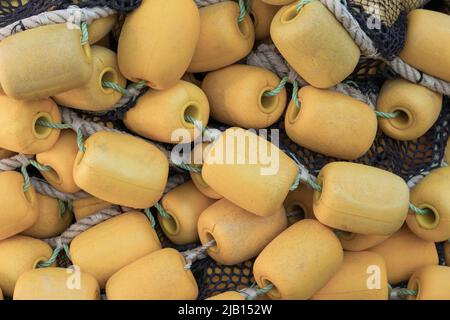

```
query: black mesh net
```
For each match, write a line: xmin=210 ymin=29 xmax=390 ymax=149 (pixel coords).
xmin=0 ymin=0 xmax=141 ymax=28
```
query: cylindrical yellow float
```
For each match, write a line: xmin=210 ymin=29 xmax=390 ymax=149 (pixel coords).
xmin=253 ymin=219 xmax=343 ymax=300
xmin=407 ymin=167 xmax=450 ymax=242
xmin=406 ymin=266 xmax=450 ymax=300
xmin=369 ymin=226 xmax=438 ymax=284
xmin=201 ymin=65 xmax=287 ymax=129
xmin=22 ymin=194 xmax=73 ymax=239
xmin=0 ymin=235 xmax=53 ymax=297
xmin=73 ymin=131 xmax=169 ymax=209
xmin=14 ymin=267 xmax=100 ymax=300
xmin=0 ymin=24 xmax=92 ymax=100
xmin=198 ymin=198 xmax=287 ymax=265
xmin=311 ymin=251 xmax=388 ymax=300
xmin=314 ymin=162 xmax=410 ymax=235
xmin=399 ymin=9 xmax=450 ymax=82
xmin=87 ymin=15 xmax=117 ymax=44
xmin=337 ymin=232 xmax=390 ymax=252
xmin=285 ymin=86 xmax=377 ymax=160
xmin=118 ymin=0 xmax=200 ymax=90
xmin=271 ymin=1 xmax=360 ymax=88
xmin=0 ymin=94 xmax=61 ymax=154
xmin=53 ymin=46 xmax=127 ymax=112
xmin=36 ymin=129 xmax=80 ymax=194
xmin=283 ymin=184 xmax=315 ymax=225
xmin=376 ymin=79 xmax=443 ymax=141
xmin=158 ymin=181 xmax=216 ymax=245
xmin=188 ymin=1 xmax=255 ymax=72
xmin=106 ymin=248 xmax=198 ymax=300
xmin=70 ymin=212 xmax=161 ymax=287
xmin=124 ymin=80 xmax=210 ymax=144
xmin=0 ymin=171 xmax=39 ymax=241
xmin=72 ymin=197 xmax=113 ymax=221
xmin=251 ymin=0 xmax=279 ymax=40
xmin=202 ymin=127 xmax=299 ymax=217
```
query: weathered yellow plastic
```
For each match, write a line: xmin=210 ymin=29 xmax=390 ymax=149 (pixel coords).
xmin=70 ymin=212 xmax=161 ymax=287
xmin=369 ymin=226 xmax=438 ymax=284
xmin=106 ymin=248 xmax=198 ymax=300
xmin=198 ymin=198 xmax=288 ymax=265
xmin=314 ymin=162 xmax=410 ymax=235
xmin=0 ymin=94 xmax=61 ymax=154
xmin=158 ymin=181 xmax=216 ymax=245
xmin=283 ymin=182 xmax=315 ymax=225
xmin=73 ymin=197 xmax=112 ymax=221
xmin=201 ymin=65 xmax=287 ymax=129
xmin=0 ymin=24 xmax=92 ymax=100
xmin=206 ymin=291 xmax=246 ymax=300
xmin=53 ymin=46 xmax=126 ymax=112
xmin=0 ymin=171 xmax=39 ymax=241
xmin=14 ymin=267 xmax=100 ymax=300
xmin=312 ymin=251 xmax=388 ymax=300
xmin=22 ymin=193 xmax=73 ymax=239
xmin=377 ymin=79 xmax=443 ymax=141
xmin=36 ymin=129 xmax=80 ymax=194
xmin=87 ymin=15 xmax=117 ymax=44
xmin=251 ymin=0 xmax=279 ymax=40
xmin=399 ymin=9 xmax=450 ymax=82
xmin=124 ymin=80 xmax=210 ymax=144
xmin=73 ymin=131 xmax=169 ymax=209
xmin=337 ymin=232 xmax=391 ymax=252
xmin=0 ymin=235 xmax=53 ymax=297
xmin=285 ymin=86 xmax=377 ymax=160
xmin=271 ymin=1 xmax=360 ymax=88
xmin=118 ymin=0 xmax=200 ymax=90
xmin=407 ymin=167 xmax=450 ymax=242
xmin=253 ymin=219 xmax=343 ymax=300
xmin=188 ymin=1 xmax=255 ymax=73
xmin=202 ymin=127 xmax=299 ymax=216
xmin=407 ymin=266 xmax=450 ymax=300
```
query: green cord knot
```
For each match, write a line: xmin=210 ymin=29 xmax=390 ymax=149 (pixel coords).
xmin=144 ymin=208 xmax=156 ymax=229
xmin=409 ymin=203 xmax=432 ymax=216
xmin=21 ymin=160 xmax=54 ymax=193
xmin=80 ymin=22 xmax=89 ymax=46
xmin=155 ymin=203 xmax=173 ymax=220
xmin=375 ymin=110 xmax=400 ymax=119
xmin=37 ymin=244 xmax=71 ymax=268
xmin=263 ymin=77 xmax=289 ymax=97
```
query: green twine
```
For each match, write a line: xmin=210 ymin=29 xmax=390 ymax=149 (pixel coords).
xmin=102 ymin=80 xmax=147 ymax=96
xmin=397 ymin=289 xmax=417 ymax=299
xmin=76 ymin=128 xmax=86 ymax=153
xmin=237 ymin=0 xmax=248 ymax=23
xmin=409 ymin=203 xmax=432 ymax=216
xmin=36 ymin=118 xmax=72 ymax=130
xmin=144 ymin=208 xmax=156 ymax=229
xmin=375 ymin=110 xmax=400 ymax=119
xmin=21 ymin=164 xmax=31 ymax=194
xmin=292 ymin=80 xmax=301 ymax=109
xmin=37 ymin=244 xmax=71 ymax=268
xmin=58 ymin=200 xmax=71 ymax=218
xmin=296 ymin=0 xmax=316 ymax=12
xmin=263 ymin=77 xmax=289 ymax=97
xmin=307 ymin=179 xmax=322 ymax=192
xmin=245 ymin=284 xmax=274 ymax=300
xmin=155 ymin=203 xmax=173 ymax=220
xmin=80 ymin=22 xmax=89 ymax=45
xmin=29 ymin=160 xmax=51 ymax=172
xmin=176 ymin=162 xmax=203 ymax=174
xmin=288 ymin=151 xmax=321 ymax=192
xmin=67 ymin=199 xmax=73 ymax=213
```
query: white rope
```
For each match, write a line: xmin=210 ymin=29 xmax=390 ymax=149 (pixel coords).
xmin=182 ymin=240 xmax=216 ymax=270
xmin=0 ymin=6 xmax=116 ymax=41
xmin=0 ymin=154 xmax=33 ymax=171
xmin=31 ymin=177 xmax=90 ymax=201
xmin=194 ymin=0 xmax=227 ymax=7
